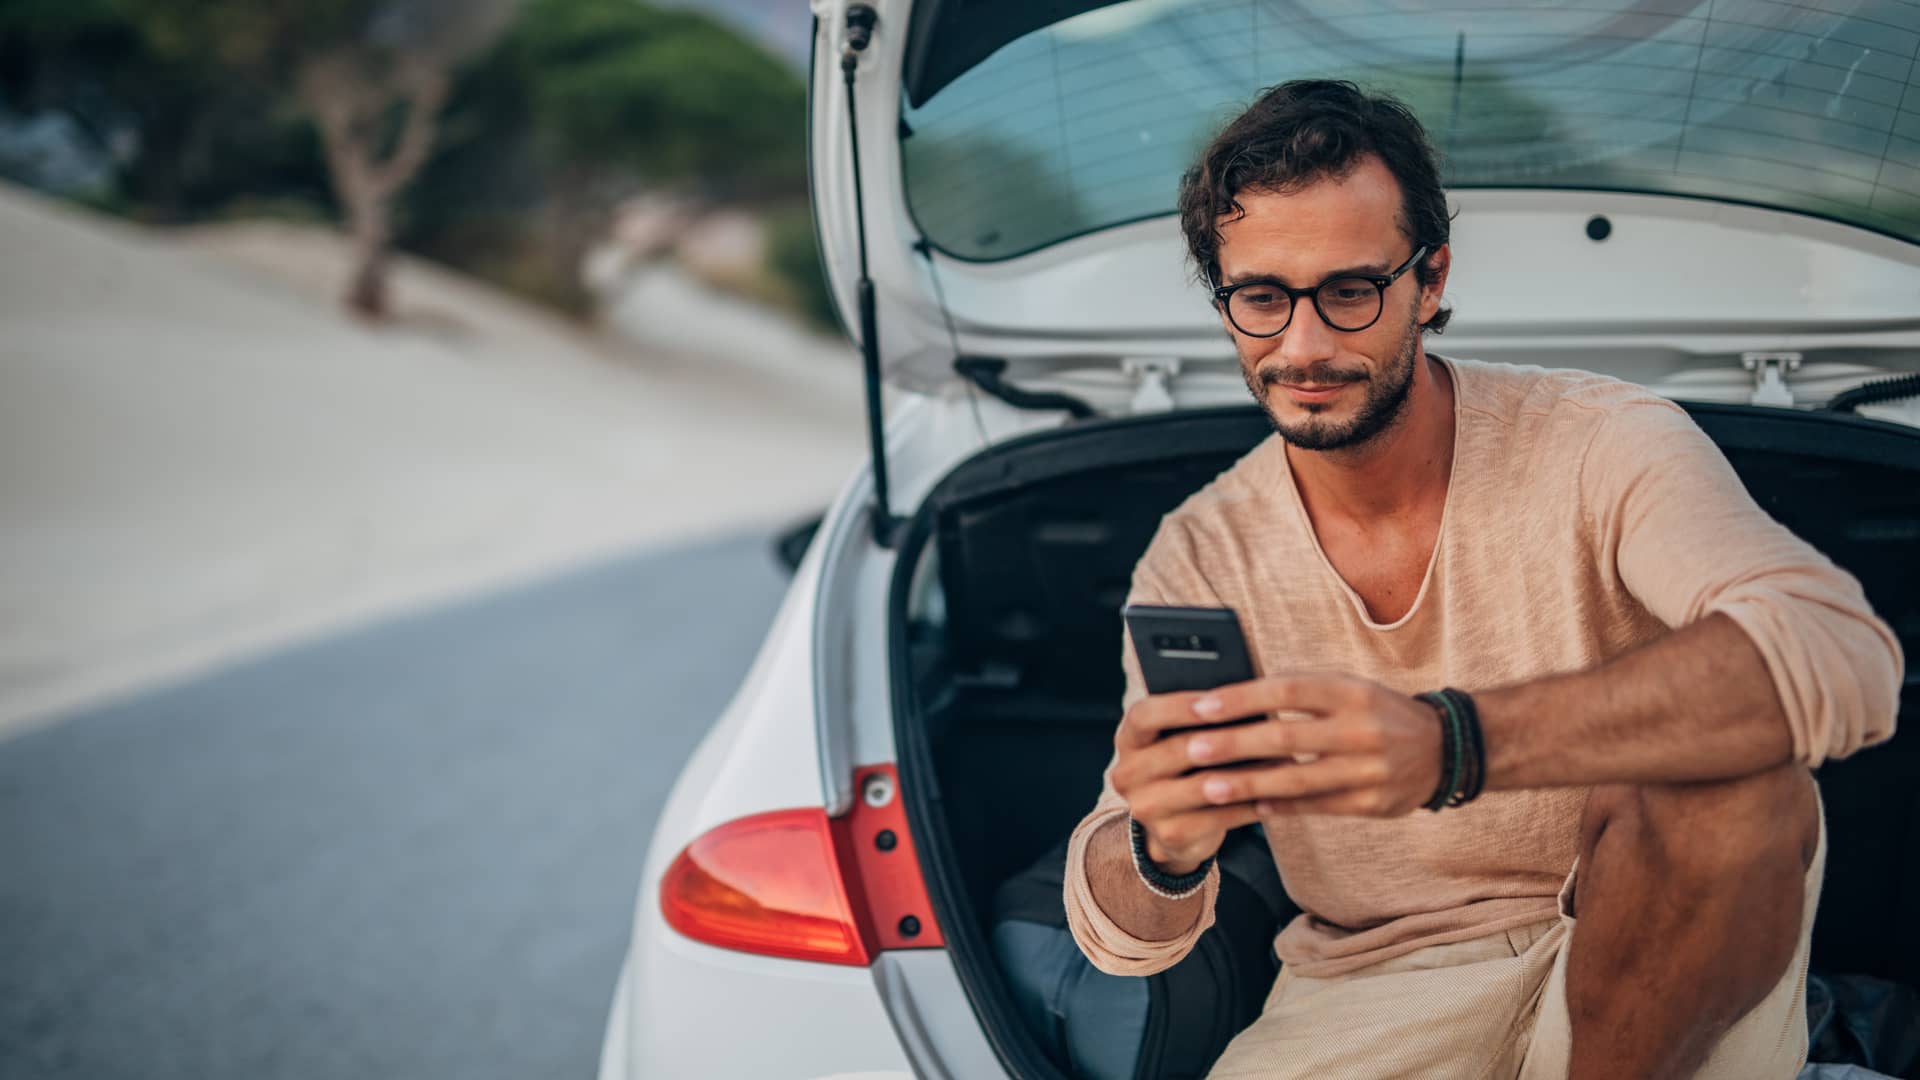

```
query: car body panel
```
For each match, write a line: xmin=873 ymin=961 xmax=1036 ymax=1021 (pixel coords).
xmin=667 ymin=530 xmax=834 ymax=836
xmin=599 ymin=889 xmax=916 ymax=1079
xmin=812 ymin=462 xmax=878 ymax=817
xmin=594 ymin=508 xmax=906 ymax=1078
xmin=874 ymin=951 xmax=1016 ymax=1080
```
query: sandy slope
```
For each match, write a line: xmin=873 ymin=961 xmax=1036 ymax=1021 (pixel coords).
xmin=0 ymin=185 xmax=866 ymax=735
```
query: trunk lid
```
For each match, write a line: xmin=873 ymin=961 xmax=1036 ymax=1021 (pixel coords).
xmin=809 ymin=0 xmax=1920 ymax=400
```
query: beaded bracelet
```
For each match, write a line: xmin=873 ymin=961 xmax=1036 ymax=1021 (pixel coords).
xmin=1416 ymin=688 xmax=1487 ymax=811
xmin=1128 ymin=815 xmax=1213 ymax=900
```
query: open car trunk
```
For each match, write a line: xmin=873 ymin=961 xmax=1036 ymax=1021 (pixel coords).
xmin=888 ymin=398 xmax=1920 ymax=1080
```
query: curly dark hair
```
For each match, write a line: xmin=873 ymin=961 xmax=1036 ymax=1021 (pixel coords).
xmin=1177 ymin=80 xmax=1453 ymax=333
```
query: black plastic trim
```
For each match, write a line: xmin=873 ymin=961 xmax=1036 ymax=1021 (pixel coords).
xmin=1683 ymin=401 xmax=1920 ymax=469
xmin=902 ymin=0 xmax=1130 ymax=109
xmin=925 ymin=405 xmax=1272 ymax=510
xmin=954 ymin=357 xmax=1098 ymax=420
xmin=1829 ymin=372 xmax=1920 ymax=415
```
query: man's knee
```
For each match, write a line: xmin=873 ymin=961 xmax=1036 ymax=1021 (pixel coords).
xmin=1574 ymin=760 xmax=1812 ymax=880
xmin=1574 ymin=764 xmax=1812 ymax=968
xmin=1583 ymin=765 xmax=1818 ymax=885
xmin=1577 ymin=766 xmax=1817 ymax=1002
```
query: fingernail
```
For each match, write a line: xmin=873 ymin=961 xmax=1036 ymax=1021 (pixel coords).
xmin=1203 ymin=778 xmax=1234 ymax=802
xmin=1187 ymin=737 xmax=1214 ymax=762
xmin=1193 ymin=697 xmax=1222 ymax=717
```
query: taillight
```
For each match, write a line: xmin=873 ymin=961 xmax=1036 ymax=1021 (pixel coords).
xmin=659 ymin=764 xmax=943 ymax=965
xmin=660 ymin=807 xmax=870 ymax=965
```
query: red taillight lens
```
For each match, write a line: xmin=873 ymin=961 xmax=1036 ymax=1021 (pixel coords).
xmin=659 ymin=808 xmax=870 ymax=966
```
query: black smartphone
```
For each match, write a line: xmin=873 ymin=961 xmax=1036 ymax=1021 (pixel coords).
xmin=1124 ymin=604 xmax=1256 ymax=694
xmin=1124 ymin=604 xmax=1294 ymax=773
xmin=1123 ymin=604 xmax=1262 ymax=738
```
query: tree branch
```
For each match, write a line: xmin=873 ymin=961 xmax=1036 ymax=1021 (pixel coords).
xmin=367 ymin=62 xmax=451 ymax=200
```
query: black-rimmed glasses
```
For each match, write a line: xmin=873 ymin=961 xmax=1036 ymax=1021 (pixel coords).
xmin=1212 ymin=245 xmax=1428 ymax=337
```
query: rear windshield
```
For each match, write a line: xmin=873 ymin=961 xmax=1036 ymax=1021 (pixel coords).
xmin=900 ymin=0 xmax=1920 ymax=260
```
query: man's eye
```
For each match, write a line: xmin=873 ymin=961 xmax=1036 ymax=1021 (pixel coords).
xmin=1239 ymin=288 xmax=1284 ymax=308
xmin=1324 ymin=281 xmax=1376 ymax=306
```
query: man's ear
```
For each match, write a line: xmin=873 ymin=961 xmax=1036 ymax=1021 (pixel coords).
xmin=1417 ymin=244 xmax=1451 ymax=324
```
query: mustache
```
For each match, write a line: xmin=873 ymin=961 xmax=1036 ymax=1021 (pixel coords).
xmin=1256 ymin=366 xmax=1369 ymax=388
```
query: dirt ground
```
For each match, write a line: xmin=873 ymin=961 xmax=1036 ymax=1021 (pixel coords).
xmin=0 ymin=184 xmax=866 ymax=735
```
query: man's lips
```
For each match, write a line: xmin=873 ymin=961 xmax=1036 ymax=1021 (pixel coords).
xmin=1277 ymin=382 xmax=1355 ymax=403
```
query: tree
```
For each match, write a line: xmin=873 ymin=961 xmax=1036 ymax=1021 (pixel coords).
xmin=126 ymin=0 xmax=518 ymax=318
xmin=0 ymin=0 xmax=310 ymax=218
xmin=506 ymin=0 xmax=804 ymax=189
xmin=405 ymin=0 xmax=810 ymax=315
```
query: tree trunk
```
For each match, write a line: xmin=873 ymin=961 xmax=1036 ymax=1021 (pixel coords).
xmin=344 ymin=197 xmax=392 ymax=320
xmin=346 ymin=246 xmax=391 ymax=320
xmin=299 ymin=52 xmax=450 ymax=322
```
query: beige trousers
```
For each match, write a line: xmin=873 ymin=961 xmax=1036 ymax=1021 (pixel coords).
xmin=1207 ymin=808 xmax=1826 ymax=1080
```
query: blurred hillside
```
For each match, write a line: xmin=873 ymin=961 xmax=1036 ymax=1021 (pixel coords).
xmin=0 ymin=180 xmax=862 ymax=733
xmin=0 ymin=0 xmax=833 ymax=330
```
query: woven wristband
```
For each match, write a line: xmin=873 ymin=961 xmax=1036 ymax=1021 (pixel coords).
xmin=1416 ymin=691 xmax=1463 ymax=812
xmin=1441 ymin=688 xmax=1487 ymax=806
xmin=1128 ymin=815 xmax=1213 ymax=901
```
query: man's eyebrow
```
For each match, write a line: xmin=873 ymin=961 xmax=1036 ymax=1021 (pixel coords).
xmin=1222 ymin=262 xmax=1393 ymax=287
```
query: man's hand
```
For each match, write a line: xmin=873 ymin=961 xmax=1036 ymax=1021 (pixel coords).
xmin=1109 ymin=689 xmax=1269 ymax=875
xmin=1114 ymin=676 xmax=1446 ymax=847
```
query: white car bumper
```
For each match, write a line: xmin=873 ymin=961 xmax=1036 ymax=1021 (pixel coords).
xmin=596 ymin=897 xmax=915 ymax=1080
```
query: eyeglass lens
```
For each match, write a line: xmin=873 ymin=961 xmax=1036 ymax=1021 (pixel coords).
xmin=1228 ymin=278 xmax=1382 ymax=336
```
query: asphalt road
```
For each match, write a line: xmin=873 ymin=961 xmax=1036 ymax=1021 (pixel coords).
xmin=0 ymin=531 xmax=792 ymax=1080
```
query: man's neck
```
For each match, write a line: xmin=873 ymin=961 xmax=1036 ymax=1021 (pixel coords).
xmin=1286 ymin=352 xmax=1456 ymax=525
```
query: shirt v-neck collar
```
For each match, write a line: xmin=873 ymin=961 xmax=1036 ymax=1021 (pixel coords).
xmin=1271 ymin=354 xmax=1466 ymax=632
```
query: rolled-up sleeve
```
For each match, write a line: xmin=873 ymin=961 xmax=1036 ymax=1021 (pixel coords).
xmin=1580 ymin=398 xmax=1904 ymax=764
xmin=1061 ymin=518 xmax=1223 ymax=975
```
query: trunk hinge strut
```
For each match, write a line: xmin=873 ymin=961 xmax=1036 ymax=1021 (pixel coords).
xmin=841 ymin=4 xmax=901 ymax=547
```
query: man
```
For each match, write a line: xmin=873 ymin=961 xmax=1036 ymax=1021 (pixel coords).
xmin=1061 ymin=80 xmax=1903 ymax=1079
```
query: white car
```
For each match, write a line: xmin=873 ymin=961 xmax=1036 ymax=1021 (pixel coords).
xmin=599 ymin=2 xmax=1920 ymax=1077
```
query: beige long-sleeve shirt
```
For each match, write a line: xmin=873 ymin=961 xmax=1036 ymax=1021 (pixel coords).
xmin=1064 ymin=356 xmax=1904 ymax=979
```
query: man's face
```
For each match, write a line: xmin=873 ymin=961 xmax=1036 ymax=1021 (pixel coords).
xmin=1213 ymin=155 xmax=1448 ymax=451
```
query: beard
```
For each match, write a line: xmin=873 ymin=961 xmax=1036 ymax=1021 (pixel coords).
xmin=1245 ymin=317 xmax=1420 ymax=452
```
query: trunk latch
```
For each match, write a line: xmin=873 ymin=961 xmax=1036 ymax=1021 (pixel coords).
xmin=1743 ymin=351 xmax=1802 ymax=407
xmin=1125 ymin=357 xmax=1183 ymax=413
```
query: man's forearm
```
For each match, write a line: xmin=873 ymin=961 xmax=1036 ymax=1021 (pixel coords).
xmin=1479 ymin=612 xmax=1795 ymax=790
xmin=1084 ymin=814 xmax=1209 ymax=942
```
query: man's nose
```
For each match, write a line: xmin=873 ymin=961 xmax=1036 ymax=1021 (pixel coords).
xmin=1275 ymin=297 xmax=1339 ymax=369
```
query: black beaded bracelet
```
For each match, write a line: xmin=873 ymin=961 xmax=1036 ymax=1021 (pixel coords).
xmin=1128 ymin=815 xmax=1213 ymax=900
xmin=1416 ymin=688 xmax=1486 ymax=811
xmin=1448 ymin=688 xmax=1488 ymax=806
xmin=1417 ymin=691 xmax=1460 ymax=811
